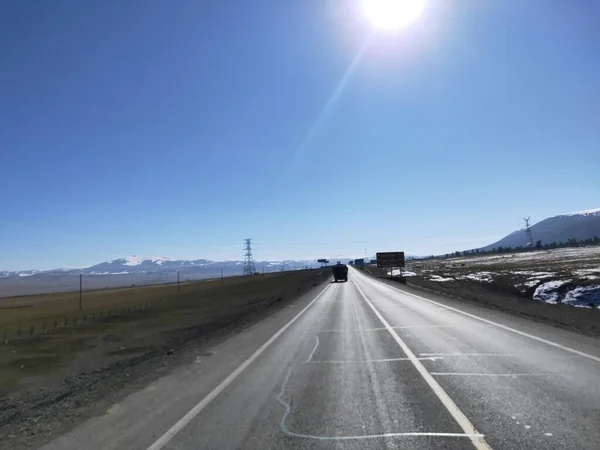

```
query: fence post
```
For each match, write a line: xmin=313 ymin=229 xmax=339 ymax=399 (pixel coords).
xmin=17 ymin=328 xmax=21 ymax=338
xmin=30 ymin=326 xmax=34 ymax=336
xmin=84 ymin=314 xmax=87 ymax=324
xmin=64 ymin=317 xmax=68 ymax=327
xmin=54 ymin=320 xmax=58 ymax=329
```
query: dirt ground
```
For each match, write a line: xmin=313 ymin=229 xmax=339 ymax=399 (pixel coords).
xmin=0 ymin=269 xmax=331 ymax=449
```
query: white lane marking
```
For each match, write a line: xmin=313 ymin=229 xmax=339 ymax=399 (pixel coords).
xmin=146 ymin=284 xmax=331 ymax=450
xmin=361 ymin=272 xmax=600 ymax=364
xmin=420 ymin=353 xmax=583 ymax=359
xmin=373 ymin=325 xmax=454 ymax=331
xmin=431 ymin=373 xmax=558 ymax=377
xmin=320 ymin=324 xmax=452 ymax=333
xmin=306 ymin=335 xmax=320 ymax=362
xmin=421 ymin=353 xmax=525 ymax=357
xmin=307 ymin=357 xmax=441 ymax=363
xmin=544 ymin=433 xmax=553 ymax=436
xmin=352 ymin=280 xmax=492 ymax=450
xmin=276 ymin=368 xmax=484 ymax=441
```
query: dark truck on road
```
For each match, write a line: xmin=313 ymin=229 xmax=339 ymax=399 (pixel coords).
xmin=332 ymin=263 xmax=348 ymax=282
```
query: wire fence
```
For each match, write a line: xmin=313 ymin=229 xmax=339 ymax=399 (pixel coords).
xmin=1 ymin=295 xmax=178 ymax=345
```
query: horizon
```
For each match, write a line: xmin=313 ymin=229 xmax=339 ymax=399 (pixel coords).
xmin=2 ymin=1 xmax=599 ymax=272
xmin=4 ymin=204 xmax=599 ymax=272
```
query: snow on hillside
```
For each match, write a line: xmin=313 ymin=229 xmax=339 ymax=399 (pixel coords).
xmin=560 ymin=208 xmax=600 ymax=217
xmin=120 ymin=256 xmax=172 ymax=266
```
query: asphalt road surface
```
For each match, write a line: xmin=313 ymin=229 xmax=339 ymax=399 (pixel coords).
xmin=42 ymin=267 xmax=600 ymax=450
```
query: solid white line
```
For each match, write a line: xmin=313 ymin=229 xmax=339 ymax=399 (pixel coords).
xmin=276 ymin=368 xmax=483 ymax=441
xmin=420 ymin=353 xmax=524 ymax=357
xmin=420 ymin=353 xmax=523 ymax=357
xmin=420 ymin=353 xmax=583 ymax=359
xmin=363 ymin=272 xmax=600 ymax=364
xmin=307 ymin=357 xmax=440 ymax=363
xmin=146 ymin=284 xmax=331 ymax=450
xmin=431 ymin=373 xmax=557 ymax=377
xmin=306 ymin=335 xmax=320 ymax=362
xmin=320 ymin=324 xmax=452 ymax=333
xmin=352 ymin=279 xmax=492 ymax=450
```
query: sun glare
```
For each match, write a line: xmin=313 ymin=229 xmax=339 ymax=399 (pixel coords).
xmin=362 ymin=0 xmax=426 ymax=30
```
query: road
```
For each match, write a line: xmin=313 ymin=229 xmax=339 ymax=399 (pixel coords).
xmin=42 ymin=266 xmax=600 ymax=450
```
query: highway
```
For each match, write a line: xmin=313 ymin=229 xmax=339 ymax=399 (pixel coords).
xmin=42 ymin=266 xmax=600 ymax=450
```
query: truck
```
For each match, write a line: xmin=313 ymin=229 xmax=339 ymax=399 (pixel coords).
xmin=332 ymin=263 xmax=348 ymax=282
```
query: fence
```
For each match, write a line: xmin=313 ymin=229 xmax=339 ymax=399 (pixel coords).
xmin=1 ymin=294 xmax=179 ymax=344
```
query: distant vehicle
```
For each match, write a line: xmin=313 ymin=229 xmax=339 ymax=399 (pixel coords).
xmin=332 ymin=263 xmax=348 ymax=282
xmin=354 ymin=258 xmax=365 ymax=267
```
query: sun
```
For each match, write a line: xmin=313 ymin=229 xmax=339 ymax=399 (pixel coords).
xmin=362 ymin=0 xmax=426 ymax=30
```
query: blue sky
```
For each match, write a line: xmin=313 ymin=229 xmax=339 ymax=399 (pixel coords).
xmin=1 ymin=0 xmax=599 ymax=270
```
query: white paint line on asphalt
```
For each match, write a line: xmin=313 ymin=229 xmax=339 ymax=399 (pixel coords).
xmin=306 ymin=357 xmax=441 ymax=363
xmin=363 ymin=272 xmax=600 ymax=364
xmin=420 ymin=352 xmax=583 ymax=359
xmin=352 ymin=280 xmax=492 ymax=450
xmin=421 ymin=353 xmax=524 ymax=357
xmin=146 ymin=284 xmax=332 ymax=450
xmin=307 ymin=336 xmax=319 ymax=362
xmin=276 ymin=367 xmax=484 ymax=441
xmin=320 ymin=324 xmax=452 ymax=333
xmin=431 ymin=373 xmax=557 ymax=377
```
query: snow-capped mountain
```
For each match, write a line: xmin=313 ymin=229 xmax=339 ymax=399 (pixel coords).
xmin=1 ymin=256 xmax=323 ymax=279
xmin=85 ymin=255 xmax=213 ymax=275
xmin=481 ymin=208 xmax=600 ymax=250
xmin=0 ymin=256 xmax=329 ymax=296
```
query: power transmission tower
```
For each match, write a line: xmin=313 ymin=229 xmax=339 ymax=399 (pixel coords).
xmin=243 ymin=238 xmax=256 ymax=275
xmin=523 ymin=217 xmax=533 ymax=248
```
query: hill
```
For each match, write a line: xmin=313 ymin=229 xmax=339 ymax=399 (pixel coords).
xmin=481 ymin=208 xmax=600 ymax=251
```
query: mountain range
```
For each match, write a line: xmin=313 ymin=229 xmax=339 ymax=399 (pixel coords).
xmin=0 ymin=256 xmax=328 ymax=280
xmin=481 ymin=208 xmax=600 ymax=251
xmin=2 ymin=208 xmax=598 ymax=296
xmin=0 ymin=256 xmax=352 ymax=297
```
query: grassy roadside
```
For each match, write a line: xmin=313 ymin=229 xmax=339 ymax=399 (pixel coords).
xmin=0 ymin=270 xmax=329 ymax=397
xmin=0 ymin=275 xmax=264 ymax=331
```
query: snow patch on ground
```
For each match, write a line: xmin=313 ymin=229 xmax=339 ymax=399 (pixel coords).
xmin=429 ymin=275 xmax=454 ymax=282
xmin=563 ymin=285 xmax=600 ymax=307
xmin=457 ymin=271 xmax=495 ymax=283
xmin=510 ymin=270 xmax=554 ymax=278
xmin=386 ymin=269 xmax=417 ymax=277
xmin=533 ymin=280 xmax=571 ymax=304
xmin=574 ymin=268 xmax=600 ymax=276
xmin=449 ymin=247 xmax=600 ymax=266
xmin=516 ymin=279 xmax=544 ymax=290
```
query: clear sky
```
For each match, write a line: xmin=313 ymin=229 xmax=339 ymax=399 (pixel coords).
xmin=1 ymin=0 xmax=599 ymax=270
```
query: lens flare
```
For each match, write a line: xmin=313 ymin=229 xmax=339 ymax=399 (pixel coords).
xmin=362 ymin=0 xmax=426 ymax=30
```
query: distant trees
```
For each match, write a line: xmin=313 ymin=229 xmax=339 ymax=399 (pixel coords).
xmin=426 ymin=235 xmax=600 ymax=260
